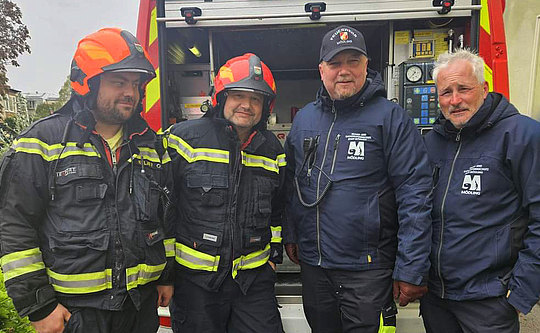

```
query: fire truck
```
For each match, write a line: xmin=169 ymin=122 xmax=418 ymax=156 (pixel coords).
xmin=136 ymin=1 xmax=509 ymax=331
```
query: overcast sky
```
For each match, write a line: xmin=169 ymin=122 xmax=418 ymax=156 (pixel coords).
xmin=7 ymin=0 xmax=140 ymax=94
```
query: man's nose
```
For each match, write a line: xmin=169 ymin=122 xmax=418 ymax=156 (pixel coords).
xmin=450 ymin=91 xmax=462 ymax=105
xmin=123 ymin=84 xmax=138 ymax=98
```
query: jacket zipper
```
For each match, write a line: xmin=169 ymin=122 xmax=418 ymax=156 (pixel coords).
xmin=438 ymin=129 xmax=462 ymax=298
xmin=229 ymin=140 xmax=242 ymax=279
xmin=316 ymin=102 xmax=338 ymax=266
xmin=330 ymin=134 xmax=341 ymax=175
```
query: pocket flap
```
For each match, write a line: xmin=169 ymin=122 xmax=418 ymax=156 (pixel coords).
xmin=76 ymin=183 xmax=108 ymax=201
xmin=188 ymin=224 xmax=223 ymax=248
xmin=49 ymin=230 xmax=110 ymax=251
xmin=55 ymin=163 xmax=103 ymax=185
xmin=187 ymin=173 xmax=228 ymax=189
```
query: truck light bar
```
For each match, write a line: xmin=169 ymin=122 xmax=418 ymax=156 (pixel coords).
xmin=159 ymin=5 xmax=481 ymax=24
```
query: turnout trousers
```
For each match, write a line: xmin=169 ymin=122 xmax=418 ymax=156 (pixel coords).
xmin=420 ymin=291 xmax=519 ymax=333
xmin=170 ymin=263 xmax=282 ymax=333
xmin=63 ymin=289 xmax=159 ymax=333
xmin=300 ymin=262 xmax=397 ymax=333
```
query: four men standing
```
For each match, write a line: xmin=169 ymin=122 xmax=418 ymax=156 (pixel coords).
xmin=0 ymin=24 xmax=539 ymax=333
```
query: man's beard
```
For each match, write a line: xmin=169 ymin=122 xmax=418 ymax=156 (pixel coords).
xmin=95 ymin=98 xmax=136 ymax=125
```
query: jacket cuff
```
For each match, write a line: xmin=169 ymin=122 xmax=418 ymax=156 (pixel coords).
xmin=392 ymin=267 xmax=426 ymax=286
xmin=507 ymin=289 xmax=534 ymax=315
xmin=270 ymin=243 xmax=283 ymax=265
xmin=28 ymin=300 xmax=58 ymax=322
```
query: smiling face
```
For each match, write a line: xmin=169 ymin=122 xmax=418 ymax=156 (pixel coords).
xmin=436 ymin=59 xmax=489 ymax=129
xmin=319 ymin=50 xmax=368 ymax=100
xmin=223 ymin=90 xmax=264 ymax=139
xmin=94 ymin=71 xmax=141 ymax=125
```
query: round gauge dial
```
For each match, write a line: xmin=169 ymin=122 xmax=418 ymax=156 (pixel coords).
xmin=406 ymin=65 xmax=423 ymax=83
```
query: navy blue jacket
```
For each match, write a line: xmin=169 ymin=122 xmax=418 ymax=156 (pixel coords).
xmin=424 ymin=93 xmax=540 ymax=314
xmin=284 ymin=70 xmax=433 ymax=285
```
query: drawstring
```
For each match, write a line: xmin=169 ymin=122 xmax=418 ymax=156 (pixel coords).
xmin=50 ymin=118 xmax=73 ymax=201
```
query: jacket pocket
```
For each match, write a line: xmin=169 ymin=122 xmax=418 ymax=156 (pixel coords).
xmin=249 ymin=177 xmax=277 ymax=228
xmin=178 ymin=222 xmax=223 ymax=257
xmin=495 ymin=214 xmax=527 ymax=268
xmin=53 ymin=163 xmax=109 ymax=232
xmin=242 ymin=226 xmax=271 ymax=252
xmin=186 ymin=173 xmax=228 ymax=222
xmin=132 ymin=171 xmax=161 ymax=225
xmin=139 ymin=227 xmax=167 ymax=265
xmin=48 ymin=230 xmax=110 ymax=273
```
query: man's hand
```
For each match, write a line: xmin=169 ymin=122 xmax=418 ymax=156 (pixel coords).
xmin=268 ymin=261 xmax=276 ymax=271
xmin=285 ymin=243 xmax=300 ymax=265
xmin=393 ymin=280 xmax=428 ymax=306
xmin=31 ymin=304 xmax=71 ymax=333
xmin=157 ymin=285 xmax=174 ymax=307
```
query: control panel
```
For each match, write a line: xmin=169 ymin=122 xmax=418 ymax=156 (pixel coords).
xmin=399 ymin=60 xmax=440 ymax=127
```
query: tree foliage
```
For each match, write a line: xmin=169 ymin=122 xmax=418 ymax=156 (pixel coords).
xmin=0 ymin=271 xmax=35 ymax=333
xmin=0 ymin=0 xmax=31 ymax=95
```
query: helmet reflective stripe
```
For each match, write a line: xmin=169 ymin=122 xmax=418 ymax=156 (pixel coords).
xmin=232 ymin=243 xmax=271 ymax=278
xmin=0 ymin=248 xmax=45 ymax=281
xmin=271 ymin=226 xmax=282 ymax=243
xmin=175 ymin=243 xmax=221 ymax=272
xmin=47 ymin=268 xmax=113 ymax=294
xmin=126 ymin=262 xmax=166 ymax=290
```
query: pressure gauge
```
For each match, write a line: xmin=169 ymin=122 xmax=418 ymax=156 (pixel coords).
xmin=406 ymin=65 xmax=423 ymax=83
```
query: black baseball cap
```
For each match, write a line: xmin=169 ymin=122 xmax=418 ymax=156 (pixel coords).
xmin=319 ymin=25 xmax=368 ymax=62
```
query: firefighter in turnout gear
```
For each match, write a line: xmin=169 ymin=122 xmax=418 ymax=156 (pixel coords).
xmin=167 ymin=53 xmax=286 ymax=332
xmin=0 ymin=28 xmax=175 ymax=333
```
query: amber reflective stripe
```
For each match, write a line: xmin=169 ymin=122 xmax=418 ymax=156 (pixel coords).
xmin=12 ymin=138 xmax=100 ymax=161
xmin=241 ymin=152 xmax=285 ymax=174
xmin=271 ymin=226 xmax=282 ymax=243
xmin=232 ymin=243 xmax=271 ymax=278
xmin=47 ymin=268 xmax=112 ymax=294
xmin=126 ymin=263 xmax=166 ymax=290
xmin=378 ymin=312 xmax=396 ymax=333
xmin=164 ymin=238 xmax=175 ymax=258
xmin=168 ymin=133 xmax=229 ymax=164
xmin=0 ymin=248 xmax=46 ymax=281
xmin=175 ymin=243 xmax=220 ymax=272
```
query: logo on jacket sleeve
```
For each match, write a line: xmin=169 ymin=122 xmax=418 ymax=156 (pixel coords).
xmin=461 ymin=165 xmax=489 ymax=196
xmin=345 ymin=132 xmax=372 ymax=160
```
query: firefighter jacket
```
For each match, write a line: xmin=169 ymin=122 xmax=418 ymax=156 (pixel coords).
xmin=0 ymin=99 xmax=175 ymax=321
xmin=283 ymin=69 xmax=433 ymax=286
xmin=424 ymin=93 xmax=540 ymax=314
xmin=167 ymin=116 xmax=285 ymax=293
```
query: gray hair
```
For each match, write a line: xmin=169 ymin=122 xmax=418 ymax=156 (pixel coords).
xmin=433 ymin=49 xmax=485 ymax=84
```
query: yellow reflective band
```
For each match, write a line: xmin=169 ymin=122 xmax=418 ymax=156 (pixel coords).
xmin=13 ymin=138 xmax=100 ymax=162
xmin=271 ymin=226 xmax=282 ymax=243
xmin=232 ymin=243 xmax=271 ymax=278
xmin=126 ymin=262 xmax=166 ymax=290
xmin=241 ymin=152 xmax=284 ymax=174
xmin=164 ymin=238 xmax=176 ymax=258
xmin=378 ymin=312 xmax=396 ymax=333
xmin=128 ymin=146 xmax=171 ymax=165
xmin=175 ymin=243 xmax=220 ymax=272
xmin=168 ymin=133 xmax=229 ymax=164
xmin=277 ymin=153 xmax=286 ymax=167
xmin=149 ymin=6 xmax=158 ymax=45
xmin=484 ymin=63 xmax=494 ymax=92
xmin=1 ymin=248 xmax=45 ymax=281
xmin=146 ymin=68 xmax=160 ymax=112
xmin=47 ymin=268 xmax=112 ymax=294
xmin=480 ymin=0 xmax=490 ymax=34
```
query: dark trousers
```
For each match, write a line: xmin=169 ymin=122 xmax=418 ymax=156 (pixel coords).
xmin=420 ymin=291 xmax=519 ymax=333
xmin=63 ymin=290 xmax=159 ymax=333
xmin=170 ymin=263 xmax=282 ymax=333
xmin=300 ymin=262 xmax=396 ymax=333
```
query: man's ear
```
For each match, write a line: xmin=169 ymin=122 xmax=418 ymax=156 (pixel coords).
xmin=482 ymin=81 xmax=489 ymax=98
